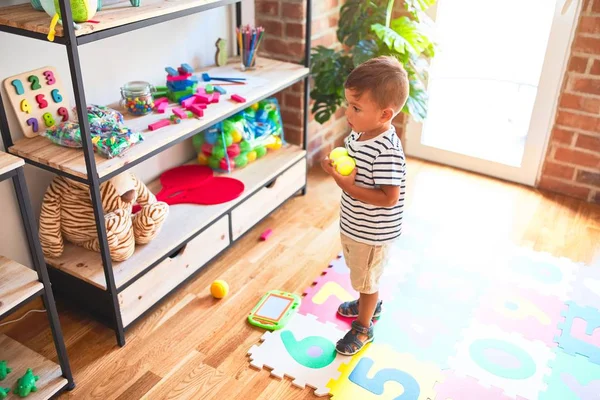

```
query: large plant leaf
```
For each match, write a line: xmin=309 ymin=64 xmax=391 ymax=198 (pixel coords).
xmin=309 ymin=48 xmax=353 ymax=123
xmin=404 ymin=0 xmax=436 ymax=21
xmin=338 ymin=0 xmax=386 ymax=47
xmin=352 ymin=39 xmax=379 ymax=66
xmin=311 ymin=92 xmax=344 ymax=124
xmin=372 ymin=17 xmax=432 ymax=56
xmin=403 ymin=79 xmax=429 ymax=121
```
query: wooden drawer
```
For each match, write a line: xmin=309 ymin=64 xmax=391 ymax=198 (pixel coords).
xmin=231 ymin=159 xmax=306 ymax=241
xmin=119 ymin=215 xmax=230 ymax=327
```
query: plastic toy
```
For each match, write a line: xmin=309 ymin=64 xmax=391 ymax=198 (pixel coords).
xmin=31 ymin=0 xmax=140 ymax=12
xmin=231 ymin=94 xmax=246 ymax=103
xmin=39 ymin=172 xmax=169 ymax=262
xmin=192 ymin=98 xmax=284 ymax=172
xmin=13 ymin=368 xmax=38 ymax=398
xmin=0 ymin=387 xmax=9 ymax=399
xmin=333 ymin=155 xmax=356 ymax=176
xmin=148 ymin=119 xmax=170 ymax=131
xmin=215 ymin=38 xmax=228 ymax=66
xmin=38 ymin=0 xmax=97 ymax=41
xmin=260 ymin=229 xmax=273 ymax=241
xmin=248 ymin=290 xmax=301 ymax=330
xmin=0 ymin=361 xmax=11 ymax=381
xmin=211 ymin=280 xmax=229 ymax=298
xmin=160 ymin=64 xmax=199 ymax=103
xmin=201 ymin=73 xmax=246 ymax=83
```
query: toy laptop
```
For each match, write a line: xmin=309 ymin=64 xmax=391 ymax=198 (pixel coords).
xmin=248 ymin=290 xmax=301 ymax=330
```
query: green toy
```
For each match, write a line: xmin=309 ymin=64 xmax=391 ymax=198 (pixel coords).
xmin=13 ymin=369 xmax=38 ymax=398
xmin=0 ymin=387 xmax=9 ymax=399
xmin=215 ymin=38 xmax=228 ymax=67
xmin=0 ymin=361 xmax=11 ymax=381
xmin=248 ymin=290 xmax=301 ymax=330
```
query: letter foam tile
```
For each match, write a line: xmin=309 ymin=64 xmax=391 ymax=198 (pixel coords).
xmin=474 ymin=284 xmax=567 ymax=347
xmin=326 ymin=343 xmax=444 ymax=400
xmin=555 ymin=300 xmax=600 ymax=365
xmin=434 ymin=371 xmax=524 ymax=400
xmin=247 ymin=313 xmax=348 ymax=397
xmin=539 ymin=348 xmax=600 ymax=400
xmin=570 ymin=265 xmax=600 ymax=309
xmin=448 ymin=322 xmax=555 ymax=399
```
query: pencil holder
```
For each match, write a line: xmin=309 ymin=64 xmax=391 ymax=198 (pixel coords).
xmin=237 ymin=25 xmax=264 ymax=72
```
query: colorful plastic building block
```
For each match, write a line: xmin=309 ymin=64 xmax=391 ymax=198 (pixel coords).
xmin=172 ymin=108 xmax=187 ymax=119
xmin=13 ymin=368 xmax=38 ymax=397
xmin=211 ymin=92 xmax=220 ymax=103
xmin=231 ymin=94 xmax=246 ymax=103
xmin=189 ymin=105 xmax=205 ymax=117
xmin=214 ymin=85 xmax=227 ymax=94
xmin=181 ymin=63 xmax=194 ymax=73
xmin=181 ymin=97 xmax=196 ymax=109
xmin=0 ymin=361 xmax=11 ymax=380
xmin=205 ymin=84 xmax=214 ymax=94
xmin=156 ymin=102 xmax=168 ymax=114
xmin=153 ymin=97 xmax=168 ymax=106
xmin=0 ymin=387 xmax=9 ymax=399
xmin=260 ymin=229 xmax=273 ymax=241
xmin=148 ymin=119 xmax=170 ymax=131
xmin=195 ymin=94 xmax=211 ymax=104
xmin=165 ymin=67 xmax=178 ymax=76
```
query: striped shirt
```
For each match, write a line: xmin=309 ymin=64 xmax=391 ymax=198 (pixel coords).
xmin=340 ymin=127 xmax=406 ymax=246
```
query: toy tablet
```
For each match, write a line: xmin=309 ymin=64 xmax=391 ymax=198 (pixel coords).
xmin=248 ymin=290 xmax=301 ymax=330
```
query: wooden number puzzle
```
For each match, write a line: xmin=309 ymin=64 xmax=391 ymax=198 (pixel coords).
xmin=2 ymin=67 xmax=70 ymax=138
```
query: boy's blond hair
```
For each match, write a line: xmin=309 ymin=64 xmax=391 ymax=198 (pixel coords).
xmin=344 ymin=56 xmax=409 ymax=114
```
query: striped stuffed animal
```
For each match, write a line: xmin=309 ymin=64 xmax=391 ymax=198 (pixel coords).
xmin=39 ymin=172 xmax=168 ymax=262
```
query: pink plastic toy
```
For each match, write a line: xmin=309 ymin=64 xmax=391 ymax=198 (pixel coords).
xmin=181 ymin=97 xmax=196 ymax=109
xmin=211 ymin=92 xmax=220 ymax=103
xmin=148 ymin=119 xmax=170 ymax=131
xmin=189 ymin=105 xmax=204 ymax=117
xmin=231 ymin=94 xmax=246 ymax=103
xmin=172 ymin=108 xmax=187 ymax=119
xmin=154 ymin=97 xmax=168 ymax=105
xmin=195 ymin=94 xmax=210 ymax=104
xmin=260 ymin=229 xmax=272 ymax=241
xmin=156 ymin=102 xmax=168 ymax=114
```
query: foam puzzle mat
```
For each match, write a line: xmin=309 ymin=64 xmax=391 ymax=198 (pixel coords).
xmin=247 ymin=217 xmax=600 ymax=399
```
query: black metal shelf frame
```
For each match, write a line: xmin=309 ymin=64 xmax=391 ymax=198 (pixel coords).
xmin=0 ymin=0 xmax=313 ymax=347
xmin=0 ymin=166 xmax=75 ymax=393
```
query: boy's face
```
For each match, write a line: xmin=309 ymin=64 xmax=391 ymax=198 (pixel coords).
xmin=344 ymin=88 xmax=393 ymax=134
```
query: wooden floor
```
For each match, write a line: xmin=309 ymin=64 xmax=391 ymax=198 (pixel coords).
xmin=1 ymin=158 xmax=599 ymax=399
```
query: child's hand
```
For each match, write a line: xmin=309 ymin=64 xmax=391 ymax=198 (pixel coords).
xmin=321 ymin=157 xmax=334 ymax=176
xmin=333 ymin=166 xmax=357 ymax=190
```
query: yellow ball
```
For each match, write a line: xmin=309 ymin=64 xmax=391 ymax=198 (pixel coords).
xmin=247 ymin=150 xmax=257 ymax=163
xmin=329 ymin=147 xmax=348 ymax=162
xmin=197 ymin=153 xmax=209 ymax=165
xmin=210 ymin=280 xmax=229 ymax=298
xmin=334 ymin=155 xmax=356 ymax=176
xmin=231 ymin=129 xmax=243 ymax=143
xmin=267 ymin=136 xmax=282 ymax=150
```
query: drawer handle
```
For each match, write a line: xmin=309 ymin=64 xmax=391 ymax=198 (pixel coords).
xmin=266 ymin=177 xmax=278 ymax=189
xmin=168 ymin=244 xmax=187 ymax=259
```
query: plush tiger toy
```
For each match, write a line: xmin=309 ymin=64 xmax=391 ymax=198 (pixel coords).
xmin=39 ymin=172 xmax=168 ymax=262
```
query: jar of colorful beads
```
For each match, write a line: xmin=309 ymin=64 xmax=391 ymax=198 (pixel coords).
xmin=120 ymin=81 xmax=155 ymax=116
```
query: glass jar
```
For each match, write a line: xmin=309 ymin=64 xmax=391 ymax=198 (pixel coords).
xmin=120 ymin=81 xmax=155 ymax=116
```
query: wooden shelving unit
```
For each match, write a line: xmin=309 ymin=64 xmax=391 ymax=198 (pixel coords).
xmin=0 ymin=0 xmax=313 ymax=348
xmin=0 ymin=335 xmax=67 ymax=400
xmin=0 ymin=151 xmax=74 ymax=398
xmin=0 ymin=256 xmax=43 ymax=316
xmin=9 ymin=58 xmax=308 ymax=181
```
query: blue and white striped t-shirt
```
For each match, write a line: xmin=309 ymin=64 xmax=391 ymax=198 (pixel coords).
xmin=340 ymin=127 xmax=406 ymax=246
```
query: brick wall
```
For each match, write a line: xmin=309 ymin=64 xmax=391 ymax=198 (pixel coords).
xmin=538 ymin=0 xmax=600 ymax=203
xmin=255 ymin=0 xmax=349 ymax=167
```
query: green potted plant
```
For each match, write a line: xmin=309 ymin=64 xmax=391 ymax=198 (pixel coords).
xmin=310 ymin=0 xmax=437 ymax=124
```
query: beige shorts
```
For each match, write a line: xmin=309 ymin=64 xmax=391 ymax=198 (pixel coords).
xmin=341 ymin=233 xmax=391 ymax=294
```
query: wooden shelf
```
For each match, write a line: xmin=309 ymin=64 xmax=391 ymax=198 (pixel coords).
xmin=45 ymin=144 xmax=306 ymax=290
xmin=0 ymin=151 xmax=24 ymax=177
xmin=0 ymin=0 xmax=236 ymax=43
xmin=0 ymin=335 xmax=67 ymax=399
xmin=0 ymin=256 xmax=43 ymax=317
xmin=9 ymin=58 xmax=308 ymax=181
